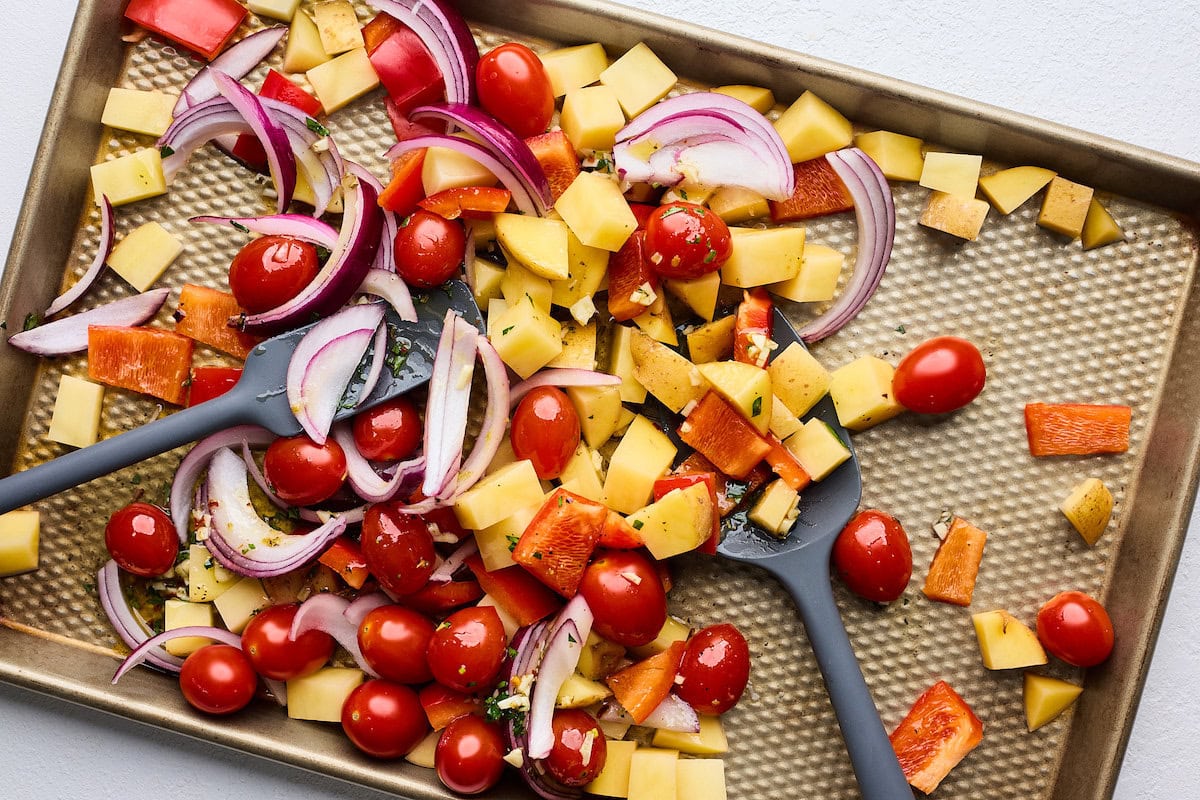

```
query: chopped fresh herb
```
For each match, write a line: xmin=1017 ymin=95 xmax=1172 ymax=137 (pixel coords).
xmin=231 ymin=221 xmax=250 ymax=234
xmin=506 ymin=534 xmax=519 ymax=552
xmin=130 ymin=473 xmax=143 ymax=485
xmin=660 ymin=206 xmax=686 ymax=219
xmin=400 ymin=214 xmax=413 ymax=228
xmin=82 ymin=581 xmax=95 ymax=594
xmin=752 ymin=395 xmax=763 ymax=416
xmin=679 ymin=189 xmax=689 ymax=200
xmin=436 ymin=620 xmax=452 ymax=631
xmin=533 ymin=551 xmax=543 ymax=560
xmin=314 ymin=245 xmax=332 ymax=263
xmin=501 ymin=325 xmax=514 ymax=335
xmin=159 ymin=145 xmax=174 ymax=158
xmin=22 ymin=312 xmax=41 ymax=331
xmin=505 ymin=647 xmax=518 ymax=659
xmin=567 ymin=633 xmax=576 ymax=644
xmin=306 ymin=118 xmax=330 ymax=136
xmin=686 ymin=234 xmax=701 ymax=245
xmin=896 ymin=324 xmax=907 ymax=334
xmin=632 ymin=519 xmax=644 ymax=530
xmin=557 ymin=494 xmax=565 ymax=507
xmin=703 ymin=248 xmax=717 ymax=264
xmin=240 ymin=542 xmax=257 ymax=554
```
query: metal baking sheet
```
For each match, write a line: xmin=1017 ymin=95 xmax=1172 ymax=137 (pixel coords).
xmin=2 ymin=2 xmax=1199 ymax=799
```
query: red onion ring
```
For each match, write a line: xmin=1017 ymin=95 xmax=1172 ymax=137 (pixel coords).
xmin=10 ymin=288 xmax=169 ymax=356
xmin=96 ymin=560 xmax=184 ymax=674
xmin=44 ymin=196 xmax=115 ymax=317
xmin=330 ymin=423 xmax=425 ymax=503
xmin=369 ymin=0 xmax=478 ymax=106
xmin=289 ymin=592 xmax=379 ymax=677
xmin=174 ymin=27 xmax=288 ymax=115
xmin=427 ymin=538 xmax=479 ymax=583
xmin=345 ymin=162 xmax=401 ymax=276
xmin=170 ymin=425 xmax=277 ymax=540
xmin=385 ymin=134 xmax=541 ymax=216
xmin=421 ymin=311 xmax=478 ymax=497
xmin=597 ymin=691 xmax=700 ymax=733
xmin=527 ymin=620 xmax=583 ymax=760
xmin=344 ymin=592 xmax=392 ymax=627
xmin=112 ymin=625 xmax=242 ymax=684
xmin=212 ymin=71 xmax=296 ymax=213
xmin=357 ymin=268 xmax=418 ymax=323
xmin=357 ymin=324 xmax=389 ymax=406
xmin=190 ymin=214 xmax=339 ymax=249
xmin=446 ymin=336 xmax=509 ymax=497
xmin=509 ymin=369 xmax=621 ymax=409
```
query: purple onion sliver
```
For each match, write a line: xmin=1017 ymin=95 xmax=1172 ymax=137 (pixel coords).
xmin=427 ymin=538 xmax=479 ymax=583
xmin=357 ymin=268 xmax=418 ymax=323
xmin=113 ymin=625 xmax=241 ymax=684
xmin=290 ymin=592 xmax=379 ymax=678
xmin=45 ymin=196 xmax=116 ymax=317
xmin=10 ymin=288 xmax=170 ymax=357
xmin=344 ymin=591 xmax=392 ymax=627
xmin=173 ymin=27 xmax=287 ymax=116
xmin=212 ymin=71 xmax=296 ymax=213
xmin=96 ymin=561 xmax=183 ymax=674
xmin=355 ymin=324 xmax=389 ymax=407
xmin=445 ymin=337 xmax=510 ymax=498
xmin=190 ymin=214 xmax=339 ymax=249
xmin=170 ymin=425 xmax=276 ymax=538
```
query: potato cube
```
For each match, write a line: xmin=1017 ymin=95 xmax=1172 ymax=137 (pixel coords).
xmin=721 ymin=227 xmax=805 ymax=288
xmin=609 ymin=324 xmax=647 ymax=404
xmin=248 ymin=0 xmax=301 ymax=21
xmin=784 ymin=419 xmax=851 ymax=481
xmin=854 ymin=130 xmax=924 ymax=182
xmin=685 ymin=316 xmax=735 ymax=364
xmin=559 ymin=443 xmax=605 ymax=502
xmin=697 ymin=361 xmax=772 ymax=433
xmin=774 ymin=91 xmax=853 ymax=164
xmin=561 ymin=85 xmax=626 ymax=153
xmin=90 ymin=148 xmax=167 ymax=207
xmin=713 ymin=84 xmax=774 ymax=113
xmin=284 ymin=9 xmax=330 ymax=72
xmin=978 ymin=166 xmax=1056 ymax=214
xmin=748 ymin=478 xmax=800 ymax=536
xmin=829 ymin=355 xmax=904 ymax=431
xmin=665 ymin=271 xmax=720 ymax=321
xmin=470 ymin=258 xmax=505 ymax=307
xmin=541 ymin=43 xmax=609 ymax=97
xmin=1060 ymin=477 xmax=1114 ymax=545
xmin=477 ymin=595 xmax=520 ymax=641
xmin=919 ymin=191 xmax=990 ymax=241
xmin=405 ymin=729 xmax=441 ymax=768
xmin=0 ymin=510 xmax=39 ymax=577
xmin=769 ymin=342 xmax=831 ymax=418
xmin=630 ymin=329 xmax=709 ymax=413
xmin=707 ymin=186 xmax=769 ymax=224
xmin=632 ymin=297 xmax=677 ymax=346
xmin=555 ymin=171 xmax=638 ymax=252
xmin=654 ymin=715 xmax=728 ymax=755
xmin=627 ymin=747 xmax=679 ymax=800
xmin=102 ymin=88 xmax=176 ymax=137
xmin=489 ymin=296 xmax=563 ymax=379
xmin=769 ymin=394 xmax=804 ymax=440
xmin=495 ymin=213 xmax=571 ymax=279
xmin=420 ymin=139 xmax=499 ymax=196
xmin=1037 ymin=177 xmax=1094 ymax=239
xmin=163 ymin=599 xmax=215 ymax=656
xmin=556 ymin=673 xmax=612 ymax=708
xmin=107 ymin=221 xmax=184 ymax=292
xmin=1024 ymin=673 xmax=1083 ymax=732
xmin=552 ymin=231 xmax=609 ymax=308
xmin=455 ymin=460 xmax=545 ymax=530
xmin=306 ymin=48 xmax=379 ymax=113
xmin=602 ymin=415 xmax=677 ymax=514
xmin=586 ymin=739 xmax=637 ymax=797
xmin=500 ymin=258 xmax=553 ymax=312
xmin=187 ymin=543 xmax=238 ymax=602
xmin=769 ymin=242 xmax=844 ymax=303
xmin=475 ymin=499 xmax=542 ymax=571
xmin=293 ymin=170 xmax=344 ymax=212
xmin=599 ymin=42 xmax=677 ymax=118
xmin=287 ymin=667 xmax=364 ymax=722
xmin=660 ymin=183 xmax=716 ymax=206
xmin=919 ymin=152 xmax=982 ymax=199
xmin=212 ymin=576 xmax=269 ymax=634
xmin=578 ymin=631 xmax=626 ymax=680
xmin=567 ymin=384 xmax=624 ymax=449
xmin=311 ymin=1 xmax=362 ymax=55
xmin=1081 ymin=199 xmax=1125 ymax=250
xmin=972 ymin=610 xmax=1048 ymax=670
xmin=47 ymin=375 xmax=104 ymax=449
xmin=627 ymin=483 xmax=714 ymax=559
xmin=547 ymin=320 xmax=597 ymax=370
xmin=630 ymin=616 xmax=691 ymax=659
xmin=676 ymin=756 xmax=728 ymax=800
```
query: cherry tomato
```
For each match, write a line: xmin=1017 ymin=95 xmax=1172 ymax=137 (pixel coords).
xmin=426 ymin=606 xmax=508 ymax=693
xmin=579 ymin=550 xmax=668 ymax=648
xmin=475 ymin=43 xmax=554 ymax=138
xmin=510 ymin=386 xmax=581 ymax=480
xmin=644 ymin=202 xmax=733 ymax=280
xmin=832 ymin=509 xmax=912 ymax=603
xmin=178 ymin=644 xmax=258 ymax=716
xmin=104 ymin=502 xmax=179 ymax=577
xmin=1036 ymin=591 xmax=1115 ymax=667
xmin=240 ymin=603 xmax=335 ymax=681
xmin=262 ymin=435 xmax=347 ymax=507
xmin=892 ymin=336 xmax=986 ymax=414
xmin=544 ymin=709 xmax=608 ymax=787
xmin=228 ymin=235 xmax=320 ymax=313
xmin=341 ymin=679 xmax=430 ymax=759
xmin=360 ymin=503 xmax=437 ymax=597
xmin=358 ymin=605 xmax=436 ymax=684
xmin=394 ymin=210 xmax=466 ymax=289
xmin=352 ymin=396 xmax=422 ymax=462
xmin=435 ymin=714 xmax=506 ymax=795
xmin=676 ymin=624 xmax=751 ymax=714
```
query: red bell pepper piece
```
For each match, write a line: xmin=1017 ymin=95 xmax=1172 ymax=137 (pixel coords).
xmin=362 ymin=11 xmax=404 ymax=53
xmin=88 ymin=326 xmax=194 ymax=405
xmin=366 ymin=19 xmax=445 ymax=114
xmin=419 ymin=683 xmax=482 ymax=729
xmin=465 ymin=555 xmax=561 ymax=626
xmin=598 ymin=510 xmax=645 ymax=550
xmin=605 ymin=641 xmax=686 ymax=724
xmin=512 ymin=489 xmax=608 ymax=598
xmin=678 ymin=392 xmax=773 ymax=479
xmin=654 ymin=472 xmax=720 ymax=555
xmin=733 ymin=288 xmax=775 ymax=367
xmin=124 ymin=0 xmax=246 ymax=61
xmin=318 ymin=537 xmax=370 ymax=590
xmin=769 ymin=157 xmax=854 ymax=223
xmin=607 ymin=232 xmax=659 ymax=322
xmin=1024 ymin=403 xmax=1131 ymax=456
xmin=418 ymin=187 xmax=512 ymax=220
xmin=890 ymin=680 xmax=983 ymax=794
xmin=379 ymin=149 xmax=428 ymax=215
xmin=230 ymin=70 xmax=324 ymax=172
xmin=524 ymin=130 xmax=580 ymax=202
xmin=187 ymin=365 xmax=242 ymax=407
xmin=763 ymin=434 xmax=812 ymax=492
xmin=629 ymin=202 xmax=657 ymax=230
xmin=173 ymin=284 xmax=262 ymax=360
xmin=402 ymin=578 xmax=485 ymax=616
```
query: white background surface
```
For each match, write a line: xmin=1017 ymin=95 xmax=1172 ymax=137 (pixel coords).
xmin=0 ymin=2 xmax=1197 ymax=798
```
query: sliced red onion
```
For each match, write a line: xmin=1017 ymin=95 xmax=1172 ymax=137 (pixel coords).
xmin=289 ymin=592 xmax=379 ymax=678
xmin=237 ymin=440 xmax=322 ymax=525
xmin=286 ymin=303 xmax=386 ymax=444
xmin=190 ymin=214 xmax=339 ymax=249
xmin=9 ymin=288 xmax=169 ymax=356
xmin=212 ymin=71 xmax=296 ymax=213
xmin=597 ymin=692 xmax=700 ymax=733
xmin=428 ymin=538 xmax=479 ymax=583
xmin=797 ymin=148 xmax=894 ymax=343
xmin=447 ymin=337 xmax=509 ymax=497
xmin=356 ymin=324 xmax=389 ymax=406
xmin=45 ymin=196 xmax=115 ymax=317
xmin=345 ymin=162 xmax=400 ymax=276
xmin=463 ymin=226 xmax=477 ymax=290
xmin=174 ymin=27 xmax=288 ymax=115
xmin=170 ymin=425 xmax=276 ymax=540
xmin=96 ymin=560 xmax=183 ymax=674
xmin=330 ymin=423 xmax=425 ymax=503
xmin=386 ymin=135 xmax=540 ymax=216
xmin=369 ymin=0 xmax=478 ymax=106
xmin=263 ymin=678 xmax=288 ymax=707
xmin=344 ymin=592 xmax=392 ymax=627
xmin=509 ymin=369 xmax=621 ymax=409
xmin=112 ymin=626 xmax=242 ymax=684
xmin=357 ymin=268 xmax=418 ymax=323
xmin=421 ymin=312 xmax=478 ymax=497
xmin=527 ymin=620 xmax=583 ymax=760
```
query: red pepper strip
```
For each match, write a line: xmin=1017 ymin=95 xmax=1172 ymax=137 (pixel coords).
xmin=1024 ymin=402 xmax=1131 ymax=456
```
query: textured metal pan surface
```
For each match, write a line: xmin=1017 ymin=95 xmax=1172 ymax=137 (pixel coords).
xmin=1 ymin=3 xmax=1198 ymax=800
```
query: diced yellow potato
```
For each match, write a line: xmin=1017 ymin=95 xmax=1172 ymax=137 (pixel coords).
xmin=578 ymin=631 xmax=626 ymax=680
xmin=707 ymin=186 xmax=769 ymax=224
xmin=284 ymin=9 xmax=330 ymax=73
xmin=713 ymin=84 xmax=774 ymax=113
xmin=627 ymin=747 xmax=679 ymax=800
xmin=567 ymin=385 xmax=624 ymax=449
xmin=978 ymin=166 xmax=1056 ymax=214
xmin=500 ymin=257 xmax=553 ymax=313
xmin=1037 ymin=177 xmax=1094 ymax=239
xmin=559 ymin=443 xmax=605 ymax=502
xmin=495 ymin=213 xmax=571 ymax=279
xmin=552 ymin=231 xmax=609 ymax=308
xmin=287 ymin=667 xmax=364 ymax=722
xmin=477 ymin=595 xmax=520 ymax=642
xmin=920 ymin=191 xmax=990 ymax=241
xmin=769 ymin=394 xmax=803 ymax=440
xmin=489 ymin=296 xmax=563 ymax=379
xmin=675 ymin=758 xmax=727 ymax=800
xmin=919 ymin=152 xmax=982 ymax=199
xmin=586 ymin=739 xmax=638 ymax=797
xmin=615 ymin=407 xmax=636 ymax=436
xmin=47 ymin=375 xmax=103 ymax=449
xmin=599 ymin=42 xmax=677 ymax=118
xmin=455 ymin=460 xmax=545 ymax=530
xmin=1082 ymin=199 xmax=1125 ymax=250
xmin=466 ymin=217 xmax=497 ymax=248
xmin=422 ymin=140 xmax=499 ymax=196
xmin=107 ymin=221 xmax=184 ymax=292
xmin=720 ymin=226 xmax=805 ymax=288
xmin=405 ymin=729 xmax=441 ymax=768
xmin=547 ymin=320 xmax=597 ymax=370
xmin=248 ymin=0 xmax=301 ymax=22
xmin=540 ymin=43 xmax=609 ymax=97
xmin=293 ymin=169 xmax=343 ymax=212
xmin=1024 ymin=673 xmax=1083 ymax=732
xmin=602 ymin=415 xmax=677 ymax=514
xmin=561 ymin=85 xmax=626 ymax=153
xmin=632 ymin=296 xmax=677 ymax=346
xmin=556 ymin=673 xmax=612 ymax=708
xmin=187 ymin=543 xmax=238 ymax=602
xmin=685 ymin=316 xmax=735 ymax=363
xmin=1060 ymin=477 xmax=1114 ymax=546
xmin=697 ymin=361 xmax=772 ymax=434
xmin=769 ymin=342 xmax=831 ymax=418
xmin=785 ymin=418 xmax=850 ymax=481
xmin=768 ymin=242 xmax=844 ymax=303
xmin=630 ymin=616 xmax=691 ymax=659
xmin=660 ymin=183 xmax=716 ymax=206
xmin=609 ymin=324 xmax=647 ymax=404
xmin=665 ymin=272 xmax=720 ymax=322
xmin=654 ymin=715 xmax=728 ymax=755
xmin=306 ymin=48 xmax=379 ymax=113
xmin=102 ymin=88 xmax=176 ymax=137
xmin=485 ymin=297 xmax=510 ymax=340
xmin=972 ymin=610 xmax=1048 ymax=670
xmin=628 ymin=484 xmax=714 ymax=559
xmin=212 ymin=576 xmax=269 ymax=634
xmin=485 ymin=434 xmax=519 ymax=477
xmin=828 ymin=355 xmax=904 ymax=431
xmin=0 ymin=510 xmax=39 ymax=577
xmin=163 ymin=599 xmax=215 ymax=656
xmin=556 ymin=171 xmax=638 ymax=252
xmin=470 ymin=258 xmax=506 ymax=307
xmin=749 ymin=478 xmax=800 ymax=536
xmin=774 ymin=91 xmax=853 ymax=164
xmin=91 ymin=148 xmax=167 ymax=207
xmin=475 ymin=505 xmax=534 ymax=571
xmin=854 ymin=130 xmax=924 ymax=182
xmin=311 ymin=0 xmax=361 ymax=55
xmin=629 ymin=329 xmax=710 ymax=413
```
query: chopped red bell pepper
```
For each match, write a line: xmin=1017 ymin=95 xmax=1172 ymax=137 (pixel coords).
xmin=921 ymin=517 xmax=988 ymax=607
xmin=187 ymin=365 xmax=242 ymax=407
xmin=379 ymin=149 xmax=428 ymax=215
xmin=512 ymin=488 xmax=608 ymax=598
xmin=318 ymin=537 xmax=369 ymax=590
xmin=769 ymin=157 xmax=854 ymax=223
xmin=88 ymin=326 xmax=194 ymax=405
xmin=419 ymin=683 xmax=482 ymax=729
xmin=173 ymin=283 xmax=262 ymax=360
xmin=678 ymin=392 xmax=773 ymax=479
xmin=465 ymin=554 xmax=561 ymax=626
xmin=733 ymin=288 xmax=775 ymax=367
xmin=1024 ymin=403 xmax=1131 ymax=456
xmin=524 ymin=130 xmax=580 ymax=202
xmin=607 ymin=232 xmax=659 ymax=322
xmin=402 ymin=578 xmax=485 ymax=616
xmin=763 ymin=434 xmax=812 ymax=492
xmin=366 ymin=17 xmax=445 ymax=114
xmin=418 ymin=187 xmax=512 ymax=220
xmin=362 ymin=11 xmax=404 ymax=53
xmin=230 ymin=70 xmax=323 ymax=171
xmin=598 ymin=510 xmax=645 ymax=550
xmin=890 ymin=680 xmax=983 ymax=794
xmin=629 ymin=202 xmax=657 ymax=230
xmin=124 ymin=0 xmax=247 ymax=61
xmin=654 ymin=472 xmax=720 ymax=555
xmin=605 ymin=641 xmax=686 ymax=724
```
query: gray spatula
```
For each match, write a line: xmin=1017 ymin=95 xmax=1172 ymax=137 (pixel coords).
xmin=0 ymin=281 xmax=482 ymax=516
